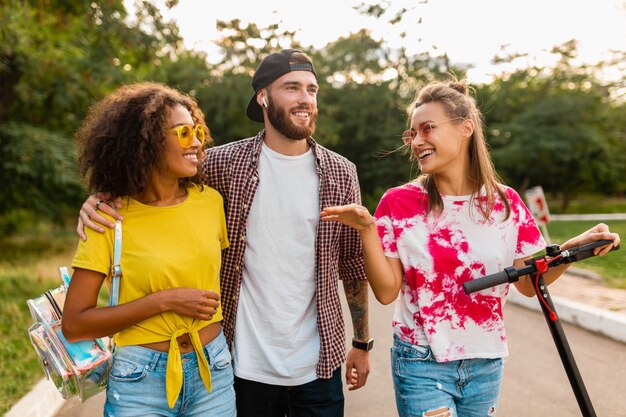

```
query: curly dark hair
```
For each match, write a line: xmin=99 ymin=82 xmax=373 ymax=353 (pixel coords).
xmin=76 ymin=82 xmax=212 ymax=198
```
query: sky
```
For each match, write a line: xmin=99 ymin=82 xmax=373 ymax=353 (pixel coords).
xmin=152 ymin=0 xmax=626 ymax=83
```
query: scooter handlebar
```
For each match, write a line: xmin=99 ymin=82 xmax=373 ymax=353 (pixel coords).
xmin=463 ymin=267 xmax=517 ymax=294
xmin=463 ymin=239 xmax=619 ymax=294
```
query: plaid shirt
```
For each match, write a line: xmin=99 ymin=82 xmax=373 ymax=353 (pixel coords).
xmin=203 ymin=131 xmax=367 ymax=379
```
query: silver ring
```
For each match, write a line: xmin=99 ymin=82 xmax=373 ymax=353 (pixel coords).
xmin=95 ymin=200 xmax=104 ymax=210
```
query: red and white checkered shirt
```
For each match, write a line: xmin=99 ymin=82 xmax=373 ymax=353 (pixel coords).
xmin=203 ymin=131 xmax=367 ymax=379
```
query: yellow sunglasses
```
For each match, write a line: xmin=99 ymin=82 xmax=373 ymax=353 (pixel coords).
xmin=168 ymin=124 xmax=207 ymax=148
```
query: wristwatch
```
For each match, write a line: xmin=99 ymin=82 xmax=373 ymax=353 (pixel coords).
xmin=352 ymin=337 xmax=375 ymax=351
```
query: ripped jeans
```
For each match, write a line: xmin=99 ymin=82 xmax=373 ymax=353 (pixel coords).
xmin=391 ymin=335 xmax=503 ymax=417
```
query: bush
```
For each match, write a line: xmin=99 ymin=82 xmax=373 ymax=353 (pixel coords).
xmin=0 ymin=123 xmax=86 ymax=235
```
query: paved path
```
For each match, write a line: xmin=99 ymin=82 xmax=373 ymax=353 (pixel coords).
xmin=549 ymin=271 xmax=626 ymax=315
xmin=343 ymin=281 xmax=626 ymax=416
xmin=500 ymin=303 xmax=626 ymax=416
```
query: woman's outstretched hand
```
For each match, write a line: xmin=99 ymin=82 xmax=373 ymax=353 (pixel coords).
xmin=320 ymin=204 xmax=376 ymax=232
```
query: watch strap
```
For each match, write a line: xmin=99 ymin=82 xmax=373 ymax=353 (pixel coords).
xmin=352 ymin=337 xmax=374 ymax=351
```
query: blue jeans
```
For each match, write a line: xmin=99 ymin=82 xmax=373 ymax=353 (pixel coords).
xmin=391 ymin=336 xmax=503 ymax=417
xmin=234 ymin=367 xmax=344 ymax=417
xmin=104 ymin=331 xmax=236 ymax=417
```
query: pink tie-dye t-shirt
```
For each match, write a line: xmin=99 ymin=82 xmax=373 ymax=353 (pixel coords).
xmin=375 ymin=182 xmax=545 ymax=362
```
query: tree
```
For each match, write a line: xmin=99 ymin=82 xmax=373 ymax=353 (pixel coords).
xmin=200 ymin=19 xmax=466 ymax=208
xmin=0 ymin=0 xmax=186 ymax=232
xmin=0 ymin=123 xmax=84 ymax=234
xmin=477 ymin=41 xmax=626 ymax=210
xmin=0 ymin=0 xmax=183 ymax=135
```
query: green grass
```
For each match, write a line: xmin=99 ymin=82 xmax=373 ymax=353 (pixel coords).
xmin=547 ymin=193 xmax=626 ymax=214
xmin=546 ymin=220 xmax=626 ymax=288
xmin=0 ymin=271 xmax=64 ymax=414
xmin=0 ymin=228 xmax=78 ymax=414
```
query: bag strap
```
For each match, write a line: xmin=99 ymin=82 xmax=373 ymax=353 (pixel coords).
xmin=108 ymin=219 xmax=122 ymax=306
xmin=44 ymin=291 xmax=63 ymax=319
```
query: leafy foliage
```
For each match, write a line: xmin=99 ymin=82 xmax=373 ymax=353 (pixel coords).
xmin=0 ymin=0 xmax=185 ymax=234
xmin=476 ymin=41 xmax=626 ymax=210
xmin=174 ymin=20 xmax=466 ymax=207
xmin=0 ymin=123 xmax=85 ymax=234
xmin=0 ymin=3 xmax=625 ymax=229
xmin=0 ymin=0 xmax=183 ymax=134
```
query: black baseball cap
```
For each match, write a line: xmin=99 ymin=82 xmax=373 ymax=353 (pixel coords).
xmin=246 ymin=49 xmax=317 ymax=123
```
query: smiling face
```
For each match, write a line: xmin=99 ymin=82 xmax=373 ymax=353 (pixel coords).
xmin=263 ymin=71 xmax=318 ymax=140
xmin=160 ymin=104 xmax=202 ymax=180
xmin=408 ymin=101 xmax=470 ymax=178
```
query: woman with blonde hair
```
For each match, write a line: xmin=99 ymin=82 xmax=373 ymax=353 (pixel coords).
xmin=321 ymin=79 xmax=619 ymax=417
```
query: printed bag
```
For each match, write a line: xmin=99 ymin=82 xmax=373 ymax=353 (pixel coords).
xmin=26 ymin=220 xmax=122 ymax=401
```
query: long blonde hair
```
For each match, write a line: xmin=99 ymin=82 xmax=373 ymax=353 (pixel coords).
xmin=407 ymin=79 xmax=510 ymax=220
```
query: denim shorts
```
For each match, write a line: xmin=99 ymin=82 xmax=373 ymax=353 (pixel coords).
xmin=391 ymin=335 xmax=503 ymax=417
xmin=104 ymin=330 xmax=236 ymax=417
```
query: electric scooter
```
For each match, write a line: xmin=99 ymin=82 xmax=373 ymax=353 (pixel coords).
xmin=463 ymin=239 xmax=620 ymax=417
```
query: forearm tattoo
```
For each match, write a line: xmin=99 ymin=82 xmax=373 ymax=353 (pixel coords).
xmin=343 ymin=280 xmax=369 ymax=341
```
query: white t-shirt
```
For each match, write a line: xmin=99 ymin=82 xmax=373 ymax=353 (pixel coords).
xmin=233 ymin=143 xmax=321 ymax=385
xmin=375 ymin=182 xmax=545 ymax=362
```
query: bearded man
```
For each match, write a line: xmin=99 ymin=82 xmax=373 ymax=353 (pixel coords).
xmin=78 ymin=49 xmax=372 ymax=417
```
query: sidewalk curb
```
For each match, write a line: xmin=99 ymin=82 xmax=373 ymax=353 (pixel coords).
xmin=567 ymin=266 xmax=603 ymax=282
xmin=5 ymin=378 xmax=65 ymax=417
xmin=507 ymin=288 xmax=626 ymax=344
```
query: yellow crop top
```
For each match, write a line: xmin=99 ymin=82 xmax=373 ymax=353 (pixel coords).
xmin=72 ymin=185 xmax=228 ymax=407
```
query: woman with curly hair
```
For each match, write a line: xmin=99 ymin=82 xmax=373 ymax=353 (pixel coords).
xmin=321 ymin=79 xmax=619 ymax=417
xmin=62 ymin=82 xmax=235 ymax=416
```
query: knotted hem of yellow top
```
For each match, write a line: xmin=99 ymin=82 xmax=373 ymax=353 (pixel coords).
xmin=165 ymin=328 xmax=212 ymax=408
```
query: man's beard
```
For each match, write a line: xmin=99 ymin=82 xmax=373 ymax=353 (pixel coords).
xmin=267 ymin=96 xmax=318 ymax=140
